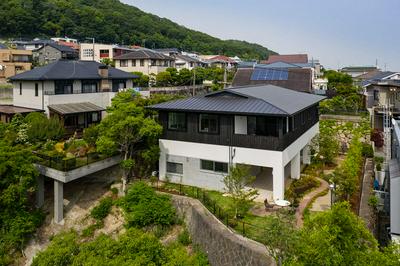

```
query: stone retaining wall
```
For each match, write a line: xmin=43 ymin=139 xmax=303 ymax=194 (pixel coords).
xmin=170 ymin=194 xmax=276 ymax=266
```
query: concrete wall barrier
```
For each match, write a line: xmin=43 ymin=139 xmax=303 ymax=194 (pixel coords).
xmin=170 ymin=194 xmax=276 ymax=266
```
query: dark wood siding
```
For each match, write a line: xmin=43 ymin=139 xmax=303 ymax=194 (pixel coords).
xmin=158 ymin=105 xmax=319 ymax=151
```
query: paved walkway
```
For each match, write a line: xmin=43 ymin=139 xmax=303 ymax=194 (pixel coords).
xmin=295 ymin=176 xmax=329 ymax=227
xmin=358 ymin=158 xmax=375 ymax=232
xmin=310 ymin=189 xmax=331 ymax=212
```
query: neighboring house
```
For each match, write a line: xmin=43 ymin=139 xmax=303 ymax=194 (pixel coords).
xmin=51 ymin=37 xmax=78 ymax=44
xmin=80 ymin=43 xmax=133 ymax=62
xmin=114 ymin=49 xmax=175 ymax=75
xmin=7 ymin=60 xmax=137 ymax=134
xmin=232 ymin=67 xmax=313 ymax=93
xmin=148 ymin=84 xmax=324 ymax=201
xmin=12 ymin=39 xmax=55 ymax=50
xmin=0 ymin=48 xmax=32 ymax=83
xmin=365 ymin=80 xmax=400 ymax=130
xmin=200 ymin=55 xmax=238 ymax=68
xmin=359 ymin=71 xmax=400 ymax=89
xmin=174 ymin=54 xmax=205 ymax=70
xmin=262 ymin=54 xmax=308 ymax=64
xmin=340 ymin=66 xmax=379 ymax=78
xmin=155 ymin=48 xmax=180 ymax=57
xmin=33 ymin=43 xmax=79 ymax=65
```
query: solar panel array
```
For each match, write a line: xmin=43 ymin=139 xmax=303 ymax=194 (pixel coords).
xmin=250 ymin=68 xmax=289 ymax=81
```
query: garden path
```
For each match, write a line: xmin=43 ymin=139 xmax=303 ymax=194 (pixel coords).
xmin=295 ymin=176 xmax=329 ymax=227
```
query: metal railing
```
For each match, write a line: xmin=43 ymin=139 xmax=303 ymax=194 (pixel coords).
xmin=151 ymin=181 xmax=290 ymax=244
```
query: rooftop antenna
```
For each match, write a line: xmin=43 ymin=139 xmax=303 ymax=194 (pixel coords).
xmin=376 ymin=59 xmax=378 ymax=68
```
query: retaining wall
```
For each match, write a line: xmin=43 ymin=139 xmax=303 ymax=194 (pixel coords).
xmin=170 ymin=194 xmax=276 ymax=266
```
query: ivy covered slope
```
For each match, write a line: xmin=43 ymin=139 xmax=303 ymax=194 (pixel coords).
xmin=0 ymin=0 xmax=276 ymax=60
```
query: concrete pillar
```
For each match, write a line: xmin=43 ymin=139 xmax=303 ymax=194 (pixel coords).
xmin=302 ymin=144 xmax=311 ymax=165
xmin=54 ymin=180 xmax=64 ymax=224
xmin=291 ymin=152 xmax=301 ymax=180
xmin=273 ymin=165 xmax=285 ymax=201
xmin=36 ymin=175 xmax=44 ymax=208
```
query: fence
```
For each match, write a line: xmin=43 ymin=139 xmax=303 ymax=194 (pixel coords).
xmin=151 ymin=181 xmax=279 ymax=244
xmin=34 ymin=151 xmax=113 ymax=172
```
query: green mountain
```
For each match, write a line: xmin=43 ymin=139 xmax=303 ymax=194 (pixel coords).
xmin=0 ymin=0 xmax=276 ymax=60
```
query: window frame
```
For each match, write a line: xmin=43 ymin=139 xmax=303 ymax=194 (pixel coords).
xmin=119 ymin=60 xmax=128 ymax=67
xmin=167 ymin=112 xmax=187 ymax=131
xmin=166 ymin=161 xmax=183 ymax=175
xmin=54 ymin=80 xmax=73 ymax=95
xmin=198 ymin=114 xmax=219 ymax=134
xmin=81 ymin=80 xmax=98 ymax=93
xmin=140 ymin=59 xmax=145 ymax=67
xmin=35 ymin=83 xmax=38 ymax=97
xmin=200 ymin=159 xmax=228 ymax=173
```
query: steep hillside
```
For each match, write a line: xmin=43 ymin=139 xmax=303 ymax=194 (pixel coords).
xmin=0 ymin=0 xmax=276 ymax=60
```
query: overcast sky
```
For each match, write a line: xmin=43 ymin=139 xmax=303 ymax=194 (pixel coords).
xmin=123 ymin=0 xmax=400 ymax=70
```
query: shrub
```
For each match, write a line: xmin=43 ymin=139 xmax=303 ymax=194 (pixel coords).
xmin=361 ymin=143 xmax=374 ymax=158
xmin=122 ymin=182 xmax=176 ymax=227
xmin=371 ymin=129 xmax=384 ymax=148
xmin=178 ymin=228 xmax=191 ymax=246
xmin=90 ymin=197 xmax=113 ymax=221
xmin=83 ymin=125 xmax=99 ymax=147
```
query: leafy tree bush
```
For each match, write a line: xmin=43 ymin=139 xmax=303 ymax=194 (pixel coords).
xmin=90 ymin=197 xmax=113 ymax=221
xmin=223 ymin=165 xmax=258 ymax=218
xmin=121 ymin=182 xmax=176 ymax=227
xmin=156 ymin=71 xmax=172 ymax=87
xmin=361 ymin=143 xmax=374 ymax=158
xmin=132 ymin=72 xmax=150 ymax=87
xmin=83 ymin=125 xmax=99 ymax=147
xmin=33 ymin=228 xmax=209 ymax=266
xmin=311 ymin=120 xmax=340 ymax=165
xmin=24 ymin=112 xmax=64 ymax=142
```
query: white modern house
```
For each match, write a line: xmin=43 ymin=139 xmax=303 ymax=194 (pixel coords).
xmin=149 ymin=85 xmax=325 ymax=202
xmin=79 ymin=43 xmax=134 ymax=62
xmin=7 ymin=60 xmax=137 ymax=134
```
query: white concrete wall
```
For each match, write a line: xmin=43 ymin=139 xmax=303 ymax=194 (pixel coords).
xmin=159 ymin=122 xmax=319 ymax=200
xmin=80 ymin=43 xmax=113 ymax=62
xmin=115 ymin=59 xmax=170 ymax=75
xmin=13 ymin=80 xmax=47 ymax=110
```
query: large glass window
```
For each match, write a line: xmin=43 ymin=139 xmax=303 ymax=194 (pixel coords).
xmin=140 ymin=59 xmax=145 ymax=66
xmin=55 ymin=80 xmax=73 ymax=94
xmin=81 ymin=80 xmax=98 ymax=93
xmin=35 ymin=83 xmax=38 ymax=96
xmin=168 ymin=112 xmax=186 ymax=131
xmin=166 ymin=162 xmax=183 ymax=174
xmin=120 ymin=60 xmax=128 ymax=67
xmin=112 ymin=80 xmax=126 ymax=92
xmin=199 ymin=114 xmax=219 ymax=133
xmin=200 ymin=160 xmax=228 ymax=173
xmin=247 ymin=116 xmax=279 ymax=137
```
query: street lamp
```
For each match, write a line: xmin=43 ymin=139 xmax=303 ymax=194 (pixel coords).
xmin=329 ymin=183 xmax=336 ymax=207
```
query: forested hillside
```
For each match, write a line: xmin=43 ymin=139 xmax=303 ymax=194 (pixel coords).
xmin=0 ymin=0 xmax=276 ymax=60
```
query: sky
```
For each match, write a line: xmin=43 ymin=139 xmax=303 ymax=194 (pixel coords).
xmin=123 ymin=0 xmax=400 ymax=70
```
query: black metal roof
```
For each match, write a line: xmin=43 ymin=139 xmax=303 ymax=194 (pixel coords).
xmin=9 ymin=60 xmax=138 ymax=81
xmin=149 ymin=84 xmax=325 ymax=116
xmin=113 ymin=49 xmax=174 ymax=60
xmin=37 ymin=43 xmax=77 ymax=53
xmin=48 ymin=102 xmax=104 ymax=115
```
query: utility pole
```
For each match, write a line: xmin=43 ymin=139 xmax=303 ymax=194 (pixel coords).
xmin=223 ymin=64 xmax=227 ymax=89
xmin=192 ymin=67 xmax=196 ymax=96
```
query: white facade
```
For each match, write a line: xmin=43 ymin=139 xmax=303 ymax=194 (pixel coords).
xmin=12 ymin=80 xmax=132 ymax=115
xmin=115 ymin=58 xmax=173 ymax=75
xmin=80 ymin=43 xmax=113 ymax=62
xmin=51 ymin=37 xmax=78 ymax=44
xmin=159 ymin=123 xmax=318 ymax=201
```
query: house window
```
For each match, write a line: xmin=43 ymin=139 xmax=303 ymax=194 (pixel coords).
xmin=35 ymin=83 xmax=38 ymax=96
xmin=92 ymin=112 xmax=99 ymax=122
xmin=150 ymin=59 xmax=156 ymax=66
xmin=140 ymin=59 xmax=145 ymax=67
xmin=373 ymin=90 xmax=379 ymax=101
xmin=83 ymin=49 xmax=93 ymax=58
xmin=199 ymin=114 xmax=219 ymax=133
xmin=200 ymin=160 xmax=228 ymax=173
xmin=55 ymin=80 xmax=73 ymax=94
xmin=99 ymin=49 xmax=109 ymax=58
xmin=166 ymin=162 xmax=183 ymax=174
xmin=19 ymin=83 xmax=22 ymax=95
xmin=119 ymin=60 xmax=128 ymax=67
xmin=82 ymin=80 xmax=98 ymax=93
xmin=112 ymin=80 xmax=126 ymax=92
xmin=247 ymin=116 xmax=279 ymax=137
xmin=168 ymin=112 xmax=186 ymax=131
xmin=132 ymin=59 xmax=136 ymax=67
